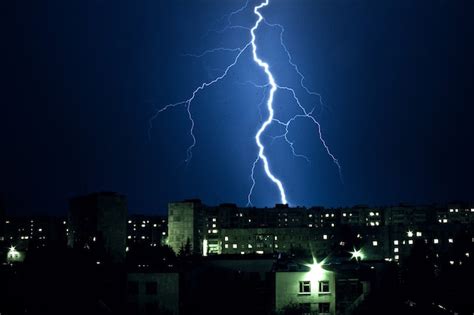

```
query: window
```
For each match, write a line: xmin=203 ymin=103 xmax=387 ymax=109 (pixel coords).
xmin=372 ymin=240 xmax=378 ymax=246
xmin=319 ymin=302 xmax=330 ymax=314
xmin=299 ymin=281 xmax=311 ymax=294
xmin=299 ymin=303 xmax=311 ymax=315
xmin=145 ymin=281 xmax=157 ymax=295
xmin=127 ymin=281 xmax=139 ymax=295
xmin=319 ymin=281 xmax=330 ymax=293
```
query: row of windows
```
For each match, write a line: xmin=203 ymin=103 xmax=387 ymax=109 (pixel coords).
xmin=297 ymin=302 xmax=330 ymax=314
xmin=299 ymin=280 xmax=330 ymax=294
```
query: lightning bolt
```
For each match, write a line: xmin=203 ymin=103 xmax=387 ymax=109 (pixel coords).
xmin=150 ymin=0 xmax=342 ymax=206
xmin=249 ymin=0 xmax=288 ymax=205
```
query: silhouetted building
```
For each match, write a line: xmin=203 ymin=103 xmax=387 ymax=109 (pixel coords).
xmin=68 ymin=192 xmax=127 ymax=263
xmin=0 ymin=199 xmax=5 ymax=242
xmin=2 ymin=216 xmax=67 ymax=262
xmin=127 ymin=272 xmax=179 ymax=315
xmin=127 ymin=215 xmax=168 ymax=250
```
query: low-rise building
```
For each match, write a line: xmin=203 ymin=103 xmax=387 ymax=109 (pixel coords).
xmin=127 ymin=271 xmax=179 ymax=315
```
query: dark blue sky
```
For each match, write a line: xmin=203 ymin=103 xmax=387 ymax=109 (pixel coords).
xmin=2 ymin=0 xmax=473 ymax=215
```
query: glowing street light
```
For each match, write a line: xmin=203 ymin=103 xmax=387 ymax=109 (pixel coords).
xmin=305 ymin=257 xmax=326 ymax=281
xmin=7 ymin=246 xmax=21 ymax=262
xmin=350 ymin=248 xmax=365 ymax=261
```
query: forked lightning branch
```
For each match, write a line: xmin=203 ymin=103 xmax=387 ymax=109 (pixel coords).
xmin=149 ymin=0 xmax=341 ymax=206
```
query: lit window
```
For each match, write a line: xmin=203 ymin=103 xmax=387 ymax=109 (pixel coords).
xmin=443 ymin=219 xmax=448 ymax=223
xmin=448 ymin=238 xmax=453 ymax=243
xmin=394 ymin=255 xmax=399 ymax=260
xmin=212 ymin=224 xmax=216 ymax=228
xmin=232 ymin=244 xmax=237 ymax=249
xmin=248 ymin=244 xmax=252 ymax=249
xmin=309 ymin=214 xmax=313 ymax=218
xmin=394 ymin=240 xmax=399 ymax=245
xmin=225 ymin=244 xmax=229 ymax=249
xmin=394 ymin=247 xmax=399 ymax=253
xmin=212 ymin=229 xmax=218 ymax=234
xmin=372 ymin=241 xmax=378 ymax=246
xmin=407 ymin=231 xmax=413 ymax=238
xmin=369 ymin=212 xmax=374 ymax=216
xmin=416 ymin=231 xmax=422 ymax=237
xmin=308 ymin=224 xmax=313 ymax=227
xmin=127 ymin=235 xmax=131 ymax=239
xmin=141 ymin=236 xmax=145 ymax=239
xmin=212 ymin=218 xmax=216 ymax=222
xmin=275 ymin=236 xmax=278 ymax=240
xmin=331 ymin=223 xmax=335 ymax=227
xmin=323 ymin=235 xmax=328 ymax=240
xmin=256 ymin=250 xmax=264 ymax=254
xmin=224 ymin=236 xmax=229 ymax=241
xmin=449 ymin=209 xmax=454 ymax=213
xmin=299 ymin=281 xmax=311 ymax=294
xmin=128 ymin=220 xmax=132 ymax=224
xmin=408 ymin=240 xmax=413 ymax=245
xmin=434 ymin=239 xmax=439 ymax=244
xmin=343 ymin=213 xmax=347 ymax=217
xmin=319 ymin=281 xmax=330 ymax=293
xmin=449 ymin=260 xmax=454 ymax=265
xmin=153 ymin=224 xmax=157 ymax=227
xmin=325 ymin=214 xmax=329 ymax=218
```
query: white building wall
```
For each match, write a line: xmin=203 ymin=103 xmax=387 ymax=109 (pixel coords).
xmin=275 ymin=270 xmax=336 ymax=315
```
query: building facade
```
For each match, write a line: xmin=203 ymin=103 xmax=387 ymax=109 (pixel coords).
xmin=127 ymin=272 xmax=180 ymax=315
xmin=68 ymin=192 xmax=127 ymax=263
xmin=275 ymin=264 xmax=336 ymax=315
xmin=167 ymin=200 xmax=474 ymax=264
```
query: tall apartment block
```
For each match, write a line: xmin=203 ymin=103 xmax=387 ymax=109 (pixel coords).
xmin=68 ymin=192 xmax=127 ymax=263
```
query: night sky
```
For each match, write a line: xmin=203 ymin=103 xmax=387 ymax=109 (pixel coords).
xmin=2 ymin=0 xmax=473 ymax=215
